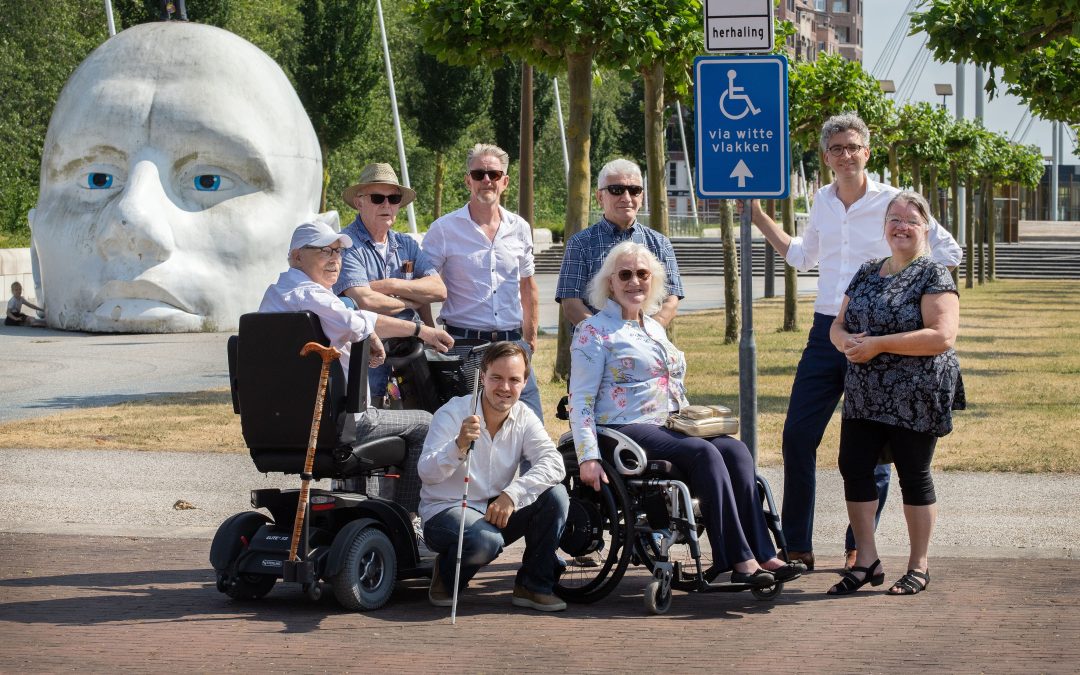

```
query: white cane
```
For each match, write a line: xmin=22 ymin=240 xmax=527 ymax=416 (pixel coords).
xmin=450 ymin=369 xmax=482 ymax=624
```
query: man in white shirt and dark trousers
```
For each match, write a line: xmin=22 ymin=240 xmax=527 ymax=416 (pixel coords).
xmin=748 ymin=113 xmax=962 ymax=571
xmin=419 ymin=342 xmax=568 ymax=612
xmin=421 ymin=143 xmax=543 ymax=421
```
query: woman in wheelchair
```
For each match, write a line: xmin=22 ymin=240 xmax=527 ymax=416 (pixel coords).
xmin=567 ymin=242 xmax=802 ymax=587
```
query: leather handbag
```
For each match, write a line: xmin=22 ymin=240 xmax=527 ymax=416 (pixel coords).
xmin=665 ymin=404 xmax=739 ymax=437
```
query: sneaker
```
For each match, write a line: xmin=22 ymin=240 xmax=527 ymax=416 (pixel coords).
xmin=428 ymin=555 xmax=452 ymax=607
xmin=511 ymin=585 xmax=567 ymax=612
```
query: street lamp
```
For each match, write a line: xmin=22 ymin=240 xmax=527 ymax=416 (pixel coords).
xmin=934 ymin=83 xmax=954 ymax=110
xmin=878 ymin=79 xmax=896 ymax=94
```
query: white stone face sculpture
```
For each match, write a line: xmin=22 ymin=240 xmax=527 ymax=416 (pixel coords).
xmin=31 ymin=22 xmax=323 ymax=332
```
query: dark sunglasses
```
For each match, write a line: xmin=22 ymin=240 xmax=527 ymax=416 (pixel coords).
xmin=602 ymin=184 xmax=644 ymax=197
xmin=469 ymin=169 xmax=505 ymax=181
xmin=363 ymin=193 xmax=403 ymax=205
xmin=616 ymin=268 xmax=652 ymax=282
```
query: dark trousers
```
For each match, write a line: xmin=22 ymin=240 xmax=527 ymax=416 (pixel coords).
xmin=781 ymin=312 xmax=890 ymax=551
xmin=839 ymin=418 xmax=938 ymax=506
xmin=617 ymin=424 xmax=777 ymax=571
xmin=424 ymin=484 xmax=569 ymax=594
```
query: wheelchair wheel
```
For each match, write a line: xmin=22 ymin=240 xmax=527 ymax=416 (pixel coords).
xmin=554 ymin=458 xmax=634 ymax=603
xmin=635 ymin=524 xmax=715 ymax=593
xmin=330 ymin=527 xmax=397 ymax=611
xmin=751 ymin=581 xmax=784 ymax=600
xmin=644 ymin=570 xmax=673 ymax=615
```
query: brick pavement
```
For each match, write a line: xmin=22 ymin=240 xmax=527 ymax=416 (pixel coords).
xmin=1 ymin=532 xmax=1077 ymax=673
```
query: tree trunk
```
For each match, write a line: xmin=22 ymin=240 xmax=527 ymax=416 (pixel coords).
xmin=949 ymin=163 xmax=960 ymax=286
xmin=643 ymin=61 xmax=668 ymax=236
xmin=977 ymin=178 xmax=986 ymax=285
xmin=518 ymin=63 xmax=535 ymax=227
xmin=984 ymin=177 xmax=995 ymax=281
xmin=928 ymin=164 xmax=940 ymax=220
xmin=889 ymin=144 xmax=900 ymax=186
xmin=720 ymin=199 xmax=738 ymax=343
xmin=911 ymin=157 xmax=922 ymax=194
xmin=319 ymin=141 xmax=330 ymax=213
xmin=554 ymin=49 xmax=595 ymax=382
xmin=433 ymin=151 xmax=445 ymax=219
xmin=965 ymin=178 xmax=974 ymax=289
xmin=782 ymin=192 xmax=798 ymax=331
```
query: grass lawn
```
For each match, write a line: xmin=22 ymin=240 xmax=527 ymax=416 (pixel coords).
xmin=1 ymin=279 xmax=1077 ymax=473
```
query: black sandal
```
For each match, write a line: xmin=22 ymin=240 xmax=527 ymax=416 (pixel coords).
xmin=888 ymin=569 xmax=930 ymax=595
xmin=827 ymin=559 xmax=884 ymax=595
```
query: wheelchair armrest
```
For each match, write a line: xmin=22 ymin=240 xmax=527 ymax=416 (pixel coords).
xmin=345 ymin=338 xmax=371 ymax=414
xmin=385 ymin=337 xmax=425 ymax=370
xmin=334 ymin=435 xmax=408 ymax=477
xmin=227 ymin=335 xmax=240 ymax=414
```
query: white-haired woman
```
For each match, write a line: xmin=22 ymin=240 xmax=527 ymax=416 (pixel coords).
xmin=827 ymin=190 xmax=964 ymax=596
xmin=567 ymin=241 xmax=801 ymax=586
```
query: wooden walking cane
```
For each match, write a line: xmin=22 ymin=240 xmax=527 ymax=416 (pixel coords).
xmin=287 ymin=341 xmax=341 ymax=563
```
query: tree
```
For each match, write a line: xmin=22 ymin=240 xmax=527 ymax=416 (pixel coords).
xmin=402 ymin=50 xmax=492 ymax=219
xmin=294 ymin=0 xmax=382 ymax=211
xmin=912 ymin=0 xmax=1080 ymax=142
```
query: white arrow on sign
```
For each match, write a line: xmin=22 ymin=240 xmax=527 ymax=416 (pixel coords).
xmin=730 ymin=159 xmax=754 ymax=187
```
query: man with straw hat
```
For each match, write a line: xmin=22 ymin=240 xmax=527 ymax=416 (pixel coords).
xmin=335 ymin=162 xmax=447 ymax=405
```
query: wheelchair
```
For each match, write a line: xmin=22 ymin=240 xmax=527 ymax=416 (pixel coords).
xmin=551 ymin=398 xmax=793 ymax=615
xmin=209 ymin=311 xmax=485 ymax=611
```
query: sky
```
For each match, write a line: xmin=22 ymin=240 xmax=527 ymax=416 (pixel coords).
xmin=862 ymin=0 xmax=1077 ymax=163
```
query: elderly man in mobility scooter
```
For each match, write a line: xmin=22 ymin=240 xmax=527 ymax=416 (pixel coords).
xmin=419 ymin=342 xmax=569 ymax=612
xmin=210 ymin=220 xmax=453 ymax=610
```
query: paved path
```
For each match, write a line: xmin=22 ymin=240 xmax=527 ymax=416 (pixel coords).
xmin=1 ymin=532 xmax=1076 ymax=673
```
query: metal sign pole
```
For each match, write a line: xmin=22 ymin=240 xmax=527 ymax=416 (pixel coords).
xmin=738 ymin=198 xmax=757 ymax=459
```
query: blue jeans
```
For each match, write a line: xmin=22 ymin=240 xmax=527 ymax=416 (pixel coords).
xmin=423 ymin=484 xmax=569 ymax=594
xmin=782 ymin=312 xmax=890 ymax=552
xmin=515 ymin=340 xmax=544 ymax=423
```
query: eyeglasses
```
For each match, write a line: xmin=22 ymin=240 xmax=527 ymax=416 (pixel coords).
xmin=302 ymin=245 xmax=345 ymax=258
xmin=363 ymin=193 xmax=403 ymax=205
xmin=616 ymin=268 xmax=652 ymax=282
xmin=601 ymin=184 xmax=644 ymax=197
xmin=827 ymin=144 xmax=865 ymax=157
xmin=469 ymin=169 xmax=505 ymax=181
xmin=885 ymin=216 xmax=925 ymax=227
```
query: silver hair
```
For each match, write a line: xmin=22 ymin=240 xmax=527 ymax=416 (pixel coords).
xmin=466 ymin=143 xmax=510 ymax=173
xmin=597 ymin=158 xmax=643 ymax=188
xmin=885 ymin=190 xmax=933 ymax=254
xmin=586 ymin=241 xmax=668 ymax=316
xmin=819 ymin=112 xmax=870 ymax=153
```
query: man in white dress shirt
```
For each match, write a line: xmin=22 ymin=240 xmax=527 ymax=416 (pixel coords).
xmin=259 ymin=220 xmax=454 ymax=520
xmin=419 ymin=342 xmax=568 ymax=612
xmin=421 ymin=143 xmax=543 ymax=421
xmin=749 ymin=113 xmax=962 ymax=571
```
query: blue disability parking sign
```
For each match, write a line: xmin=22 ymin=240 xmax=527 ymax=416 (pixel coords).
xmin=694 ymin=55 xmax=789 ymax=199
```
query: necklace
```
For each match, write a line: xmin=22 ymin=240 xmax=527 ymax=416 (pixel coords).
xmin=883 ymin=255 xmax=921 ymax=276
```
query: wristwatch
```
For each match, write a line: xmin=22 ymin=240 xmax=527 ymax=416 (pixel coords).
xmin=412 ymin=316 xmax=423 ymax=337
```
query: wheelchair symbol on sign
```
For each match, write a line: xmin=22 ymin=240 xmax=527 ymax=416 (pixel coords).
xmin=719 ymin=69 xmax=761 ymax=120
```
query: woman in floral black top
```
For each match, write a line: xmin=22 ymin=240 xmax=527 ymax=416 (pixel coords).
xmin=826 ymin=191 xmax=964 ymax=597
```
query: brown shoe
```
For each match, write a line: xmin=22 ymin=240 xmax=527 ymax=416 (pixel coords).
xmin=511 ymin=585 xmax=567 ymax=612
xmin=428 ymin=555 xmax=452 ymax=607
xmin=844 ymin=548 xmax=858 ymax=571
xmin=785 ymin=550 xmax=815 ymax=571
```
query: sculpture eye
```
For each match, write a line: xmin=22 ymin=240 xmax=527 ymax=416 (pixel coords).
xmin=86 ymin=172 xmax=114 ymax=189
xmin=194 ymin=174 xmax=222 ymax=191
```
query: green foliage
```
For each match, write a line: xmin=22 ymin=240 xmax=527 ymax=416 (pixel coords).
xmin=295 ymin=0 xmax=380 ymax=154
xmin=944 ymin=118 xmax=985 ymax=179
xmin=404 ymin=50 xmax=492 ymax=154
xmin=1004 ymin=143 xmax=1045 ymax=187
xmin=489 ymin=59 xmax=554 ymax=162
xmin=788 ymin=52 xmax=891 ymax=148
xmin=0 ymin=0 xmax=107 ymax=241
xmin=895 ymin=102 xmax=952 ymax=170
xmin=912 ymin=0 xmax=1080 ymax=141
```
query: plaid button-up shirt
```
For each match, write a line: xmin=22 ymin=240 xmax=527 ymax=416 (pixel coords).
xmin=555 ymin=217 xmax=684 ymax=314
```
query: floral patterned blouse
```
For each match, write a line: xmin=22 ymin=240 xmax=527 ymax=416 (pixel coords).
xmin=842 ymin=257 xmax=966 ymax=437
xmin=568 ymin=299 xmax=689 ymax=463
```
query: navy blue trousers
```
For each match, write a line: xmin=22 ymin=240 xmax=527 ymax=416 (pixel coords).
xmin=782 ymin=312 xmax=890 ymax=552
xmin=616 ymin=424 xmax=777 ymax=571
